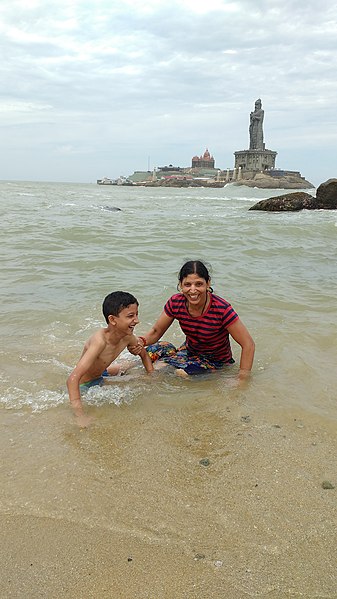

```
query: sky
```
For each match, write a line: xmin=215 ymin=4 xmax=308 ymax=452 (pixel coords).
xmin=1 ymin=0 xmax=336 ymax=186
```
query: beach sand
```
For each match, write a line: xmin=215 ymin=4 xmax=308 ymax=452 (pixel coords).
xmin=1 ymin=392 xmax=336 ymax=598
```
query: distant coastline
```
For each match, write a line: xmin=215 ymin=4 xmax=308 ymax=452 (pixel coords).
xmin=97 ymin=168 xmax=314 ymax=190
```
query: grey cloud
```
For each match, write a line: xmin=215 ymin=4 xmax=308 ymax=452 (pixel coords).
xmin=0 ymin=0 xmax=336 ymax=184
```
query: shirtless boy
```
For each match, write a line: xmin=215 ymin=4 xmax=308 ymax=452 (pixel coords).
xmin=67 ymin=291 xmax=153 ymax=427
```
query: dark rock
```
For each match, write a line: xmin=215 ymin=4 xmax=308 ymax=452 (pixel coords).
xmin=240 ymin=415 xmax=251 ymax=422
xmin=199 ymin=458 xmax=210 ymax=467
xmin=249 ymin=178 xmax=337 ymax=211
xmin=315 ymin=178 xmax=337 ymax=209
xmin=322 ymin=480 xmax=335 ymax=490
xmin=101 ymin=205 xmax=122 ymax=212
xmin=249 ymin=192 xmax=315 ymax=212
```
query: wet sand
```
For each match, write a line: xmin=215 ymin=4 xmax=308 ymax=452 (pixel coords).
xmin=1 ymin=391 xmax=336 ymax=598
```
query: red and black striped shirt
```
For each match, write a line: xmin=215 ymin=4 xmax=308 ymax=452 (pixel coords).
xmin=164 ymin=293 xmax=239 ymax=362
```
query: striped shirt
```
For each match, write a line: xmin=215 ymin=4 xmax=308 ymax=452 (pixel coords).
xmin=164 ymin=293 xmax=239 ymax=362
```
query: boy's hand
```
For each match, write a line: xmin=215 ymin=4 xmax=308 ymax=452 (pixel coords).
xmin=128 ymin=336 xmax=144 ymax=355
xmin=75 ymin=414 xmax=94 ymax=429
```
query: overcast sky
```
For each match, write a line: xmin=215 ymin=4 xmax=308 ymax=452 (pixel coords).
xmin=1 ymin=0 xmax=336 ymax=186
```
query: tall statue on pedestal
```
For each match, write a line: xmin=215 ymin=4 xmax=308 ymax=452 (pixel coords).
xmin=234 ymin=98 xmax=277 ymax=173
xmin=249 ymin=98 xmax=264 ymax=150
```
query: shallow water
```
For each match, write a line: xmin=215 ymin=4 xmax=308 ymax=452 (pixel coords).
xmin=1 ymin=180 xmax=335 ymax=416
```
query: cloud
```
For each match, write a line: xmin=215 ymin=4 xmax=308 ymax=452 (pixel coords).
xmin=0 ymin=0 xmax=337 ymax=184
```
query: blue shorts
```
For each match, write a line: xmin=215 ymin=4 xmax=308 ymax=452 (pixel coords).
xmin=79 ymin=370 xmax=109 ymax=389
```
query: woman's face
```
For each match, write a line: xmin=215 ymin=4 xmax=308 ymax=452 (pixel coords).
xmin=180 ymin=273 xmax=209 ymax=306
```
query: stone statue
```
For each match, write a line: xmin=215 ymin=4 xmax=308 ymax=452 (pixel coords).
xmin=249 ymin=98 xmax=264 ymax=150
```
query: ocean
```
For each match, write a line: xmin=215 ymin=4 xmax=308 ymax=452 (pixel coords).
xmin=1 ymin=180 xmax=336 ymax=596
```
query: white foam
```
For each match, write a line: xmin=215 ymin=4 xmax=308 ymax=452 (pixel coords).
xmin=0 ymin=387 xmax=66 ymax=411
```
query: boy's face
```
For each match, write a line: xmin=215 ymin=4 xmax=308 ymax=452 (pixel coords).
xmin=109 ymin=303 xmax=139 ymax=335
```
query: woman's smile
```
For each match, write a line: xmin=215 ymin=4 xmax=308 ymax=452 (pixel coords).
xmin=180 ymin=273 xmax=208 ymax=307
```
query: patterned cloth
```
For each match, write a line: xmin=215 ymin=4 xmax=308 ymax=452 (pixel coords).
xmin=146 ymin=341 xmax=234 ymax=375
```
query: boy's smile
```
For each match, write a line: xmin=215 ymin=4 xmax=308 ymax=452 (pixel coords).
xmin=110 ymin=303 xmax=139 ymax=335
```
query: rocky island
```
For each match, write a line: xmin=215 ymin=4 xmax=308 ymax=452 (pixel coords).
xmin=232 ymin=171 xmax=314 ymax=190
xmin=104 ymin=99 xmax=315 ymax=189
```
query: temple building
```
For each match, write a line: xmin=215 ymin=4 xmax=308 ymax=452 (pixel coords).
xmin=192 ymin=149 xmax=215 ymax=169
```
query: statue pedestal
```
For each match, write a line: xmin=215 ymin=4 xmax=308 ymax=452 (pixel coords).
xmin=234 ymin=149 xmax=277 ymax=172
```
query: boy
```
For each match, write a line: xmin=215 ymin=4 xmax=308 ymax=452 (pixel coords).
xmin=67 ymin=291 xmax=153 ymax=427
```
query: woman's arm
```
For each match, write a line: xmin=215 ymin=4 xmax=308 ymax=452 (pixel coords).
xmin=227 ymin=319 xmax=255 ymax=377
xmin=129 ymin=311 xmax=174 ymax=355
xmin=140 ymin=311 xmax=174 ymax=346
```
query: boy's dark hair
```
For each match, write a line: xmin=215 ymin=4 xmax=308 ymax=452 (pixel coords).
xmin=178 ymin=260 xmax=211 ymax=283
xmin=102 ymin=291 xmax=138 ymax=323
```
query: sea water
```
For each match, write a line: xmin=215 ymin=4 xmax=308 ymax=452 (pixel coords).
xmin=1 ymin=180 xmax=335 ymax=416
xmin=1 ymin=180 xmax=336 ymax=579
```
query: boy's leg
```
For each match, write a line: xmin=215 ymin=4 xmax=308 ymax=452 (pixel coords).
xmin=105 ymin=359 xmax=135 ymax=377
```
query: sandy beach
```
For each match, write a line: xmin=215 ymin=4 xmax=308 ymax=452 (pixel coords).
xmin=1 ymin=389 xmax=336 ymax=599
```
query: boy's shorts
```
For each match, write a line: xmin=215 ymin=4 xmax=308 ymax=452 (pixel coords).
xmin=79 ymin=370 xmax=109 ymax=390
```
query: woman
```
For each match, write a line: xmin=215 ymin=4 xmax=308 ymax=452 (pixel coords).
xmin=136 ymin=260 xmax=255 ymax=378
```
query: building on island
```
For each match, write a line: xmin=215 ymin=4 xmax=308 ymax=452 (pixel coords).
xmin=191 ymin=149 xmax=215 ymax=169
xmin=127 ymin=149 xmax=220 ymax=186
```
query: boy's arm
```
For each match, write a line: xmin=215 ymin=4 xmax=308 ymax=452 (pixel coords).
xmin=127 ymin=335 xmax=154 ymax=372
xmin=139 ymin=347 xmax=154 ymax=373
xmin=67 ymin=337 xmax=105 ymax=421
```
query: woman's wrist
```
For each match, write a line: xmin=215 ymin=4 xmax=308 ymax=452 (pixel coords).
xmin=139 ymin=335 xmax=147 ymax=347
xmin=238 ymin=368 xmax=251 ymax=378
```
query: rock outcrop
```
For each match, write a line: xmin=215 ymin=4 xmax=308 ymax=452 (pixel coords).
xmin=233 ymin=172 xmax=314 ymax=190
xmin=249 ymin=178 xmax=337 ymax=211
xmin=249 ymin=192 xmax=315 ymax=211
xmin=315 ymin=178 xmax=337 ymax=208
xmin=142 ymin=178 xmax=224 ymax=188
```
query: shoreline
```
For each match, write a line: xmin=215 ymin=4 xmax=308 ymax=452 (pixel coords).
xmin=1 ymin=401 xmax=336 ymax=598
